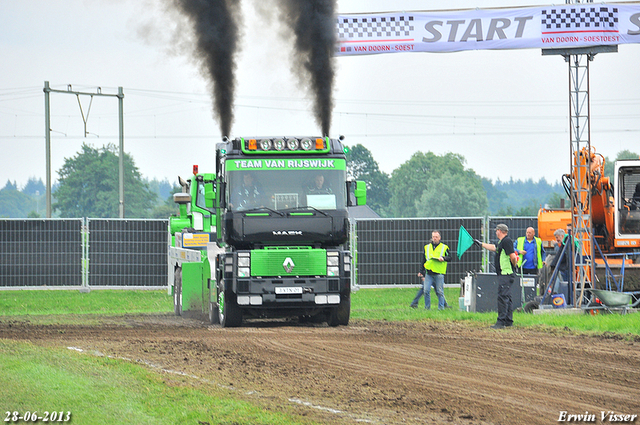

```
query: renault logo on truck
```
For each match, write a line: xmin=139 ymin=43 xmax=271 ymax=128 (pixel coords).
xmin=283 ymin=257 xmax=295 ymax=273
xmin=272 ymin=230 xmax=303 ymax=236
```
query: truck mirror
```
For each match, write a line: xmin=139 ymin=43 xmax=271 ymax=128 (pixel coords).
xmin=346 ymin=181 xmax=367 ymax=206
xmin=354 ymin=181 xmax=367 ymax=206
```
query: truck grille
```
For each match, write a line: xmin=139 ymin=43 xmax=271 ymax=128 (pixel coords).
xmin=251 ymin=248 xmax=326 ymax=276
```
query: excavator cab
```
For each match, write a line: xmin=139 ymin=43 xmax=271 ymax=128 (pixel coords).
xmin=615 ymin=161 xmax=640 ymax=239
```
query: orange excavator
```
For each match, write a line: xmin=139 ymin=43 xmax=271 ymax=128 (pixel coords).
xmin=538 ymin=147 xmax=640 ymax=302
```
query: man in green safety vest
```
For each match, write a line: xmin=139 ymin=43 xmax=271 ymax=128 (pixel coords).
xmin=410 ymin=230 xmax=450 ymax=310
xmin=514 ymin=227 xmax=546 ymax=275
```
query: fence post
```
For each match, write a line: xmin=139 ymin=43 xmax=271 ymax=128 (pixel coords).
xmin=80 ymin=218 xmax=90 ymax=292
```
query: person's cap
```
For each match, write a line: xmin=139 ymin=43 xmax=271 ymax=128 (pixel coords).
xmin=495 ymin=223 xmax=509 ymax=233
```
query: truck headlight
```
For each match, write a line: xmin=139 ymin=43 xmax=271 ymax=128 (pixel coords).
xmin=327 ymin=266 xmax=339 ymax=276
xmin=287 ymin=138 xmax=299 ymax=150
xmin=274 ymin=138 xmax=285 ymax=151
xmin=300 ymin=138 xmax=312 ymax=150
xmin=260 ymin=139 xmax=272 ymax=151
xmin=327 ymin=256 xmax=339 ymax=266
xmin=237 ymin=253 xmax=250 ymax=276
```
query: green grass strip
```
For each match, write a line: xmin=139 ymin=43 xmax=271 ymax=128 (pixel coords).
xmin=350 ymin=287 xmax=640 ymax=336
xmin=0 ymin=339 xmax=317 ymax=425
xmin=0 ymin=290 xmax=172 ymax=316
xmin=1 ymin=287 xmax=639 ymax=336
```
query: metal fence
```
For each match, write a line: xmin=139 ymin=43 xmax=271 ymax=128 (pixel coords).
xmin=0 ymin=217 xmax=537 ymax=289
xmin=0 ymin=219 xmax=83 ymax=287
xmin=0 ymin=218 xmax=168 ymax=289
xmin=354 ymin=217 xmax=484 ymax=286
xmin=87 ymin=219 xmax=168 ymax=287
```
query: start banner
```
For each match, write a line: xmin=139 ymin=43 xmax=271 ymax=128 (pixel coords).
xmin=335 ymin=3 xmax=640 ymax=55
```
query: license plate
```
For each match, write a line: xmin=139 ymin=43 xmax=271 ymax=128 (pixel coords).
xmin=275 ymin=287 xmax=303 ymax=294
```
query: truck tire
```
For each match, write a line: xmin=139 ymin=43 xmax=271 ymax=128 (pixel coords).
xmin=217 ymin=281 xmax=242 ymax=327
xmin=327 ymin=292 xmax=350 ymax=327
xmin=173 ymin=268 xmax=182 ymax=316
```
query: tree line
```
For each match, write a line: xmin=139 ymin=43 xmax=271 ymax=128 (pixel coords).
xmin=1 ymin=142 xmax=637 ymax=219
xmin=0 ymin=144 xmax=178 ymax=219
xmin=345 ymin=144 xmax=638 ymax=218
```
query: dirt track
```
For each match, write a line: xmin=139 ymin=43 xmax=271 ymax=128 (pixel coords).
xmin=2 ymin=316 xmax=639 ymax=424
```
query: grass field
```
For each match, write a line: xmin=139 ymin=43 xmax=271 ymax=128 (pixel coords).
xmin=352 ymin=287 xmax=640 ymax=335
xmin=1 ymin=288 xmax=638 ymax=424
xmin=1 ymin=287 xmax=638 ymax=334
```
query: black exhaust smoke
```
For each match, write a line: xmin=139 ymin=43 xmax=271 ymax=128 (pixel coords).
xmin=277 ymin=0 xmax=336 ymax=136
xmin=172 ymin=0 xmax=241 ymax=138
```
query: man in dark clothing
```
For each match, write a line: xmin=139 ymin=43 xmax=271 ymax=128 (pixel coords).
xmin=230 ymin=172 xmax=263 ymax=210
xmin=476 ymin=223 xmax=518 ymax=329
xmin=549 ymin=228 xmax=570 ymax=282
xmin=631 ymin=182 xmax=640 ymax=210
xmin=306 ymin=174 xmax=333 ymax=194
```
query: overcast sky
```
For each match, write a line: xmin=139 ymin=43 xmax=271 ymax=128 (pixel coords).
xmin=2 ymin=0 xmax=639 ymax=190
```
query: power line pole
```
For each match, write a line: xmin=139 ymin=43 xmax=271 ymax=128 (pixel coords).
xmin=43 ymin=81 xmax=125 ymax=218
xmin=118 ymin=87 xmax=125 ymax=218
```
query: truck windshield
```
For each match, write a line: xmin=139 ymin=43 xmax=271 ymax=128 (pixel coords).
xmin=227 ymin=167 xmax=347 ymax=212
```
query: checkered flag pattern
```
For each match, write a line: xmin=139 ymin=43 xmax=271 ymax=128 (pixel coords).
xmin=336 ymin=16 xmax=415 ymax=40
xmin=541 ymin=6 xmax=618 ymax=32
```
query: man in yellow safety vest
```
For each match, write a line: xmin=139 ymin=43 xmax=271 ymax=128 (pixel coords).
xmin=514 ymin=227 xmax=546 ymax=275
xmin=410 ymin=230 xmax=450 ymax=310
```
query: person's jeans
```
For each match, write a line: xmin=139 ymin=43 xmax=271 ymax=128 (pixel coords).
xmin=424 ymin=273 xmax=445 ymax=310
xmin=410 ymin=285 xmax=425 ymax=308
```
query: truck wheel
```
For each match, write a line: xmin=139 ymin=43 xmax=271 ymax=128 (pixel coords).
xmin=217 ymin=281 xmax=242 ymax=327
xmin=173 ymin=268 xmax=182 ymax=316
xmin=327 ymin=292 xmax=350 ymax=326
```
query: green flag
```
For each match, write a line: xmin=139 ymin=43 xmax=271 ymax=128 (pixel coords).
xmin=457 ymin=225 xmax=475 ymax=259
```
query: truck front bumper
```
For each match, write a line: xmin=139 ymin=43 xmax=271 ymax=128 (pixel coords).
xmin=235 ymin=276 xmax=346 ymax=306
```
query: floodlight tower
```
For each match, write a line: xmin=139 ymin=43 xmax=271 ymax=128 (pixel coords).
xmin=542 ymin=0 xmax=618 ymax=306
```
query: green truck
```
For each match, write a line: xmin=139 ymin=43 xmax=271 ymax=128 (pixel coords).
xmin=168 ymin=136 xmax=366 ymax=327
